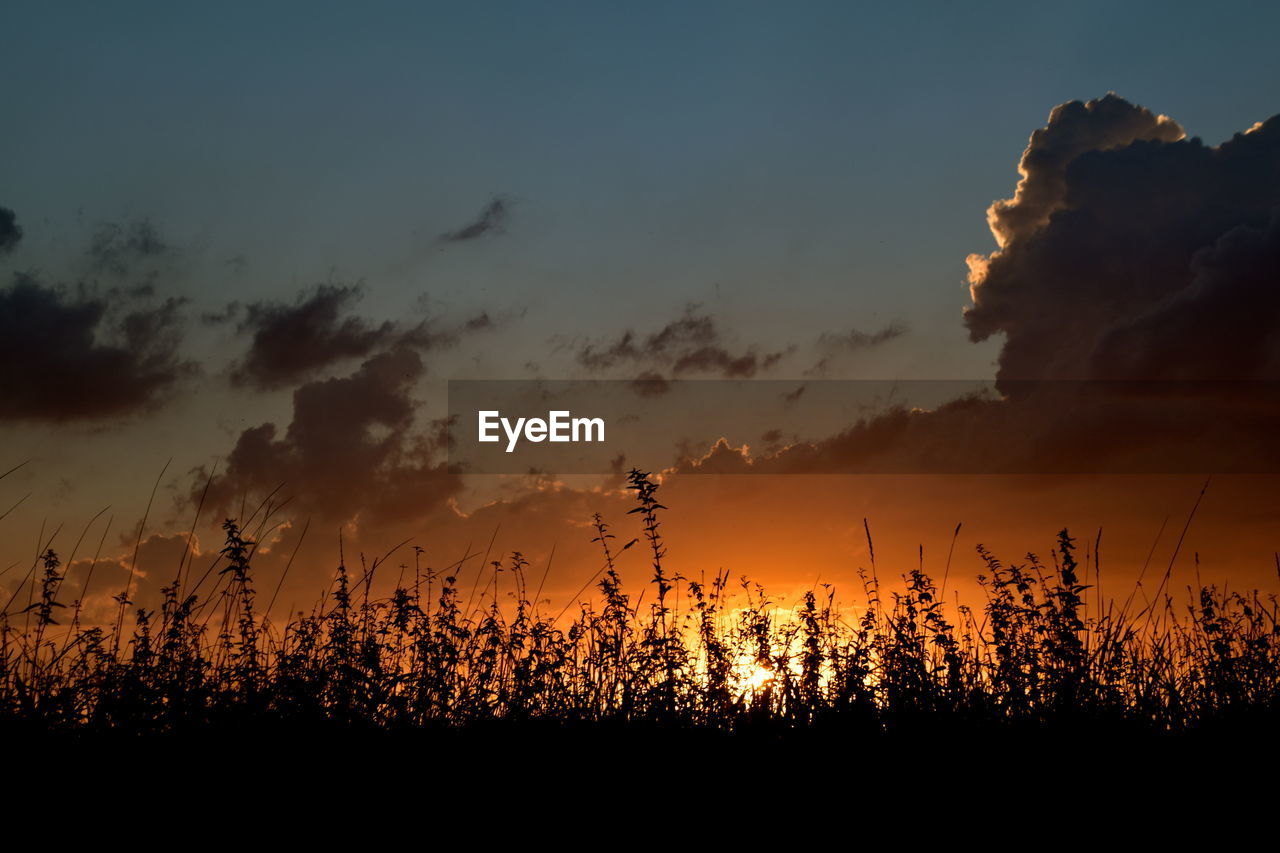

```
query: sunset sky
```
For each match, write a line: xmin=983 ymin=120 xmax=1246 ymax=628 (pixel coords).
xmin=4 ymin=2 xmax=1280 ymax=618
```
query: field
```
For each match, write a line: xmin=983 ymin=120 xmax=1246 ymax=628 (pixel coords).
xmin=4 ymin=469 xmax=1279 ymax=754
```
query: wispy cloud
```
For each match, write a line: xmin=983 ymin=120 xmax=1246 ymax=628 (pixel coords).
xmin=437 ymin=195 xmax=512 ymax=244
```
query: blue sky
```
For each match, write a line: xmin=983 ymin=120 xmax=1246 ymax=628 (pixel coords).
xmin=6 ymin=2 xmax=1278 ymax=377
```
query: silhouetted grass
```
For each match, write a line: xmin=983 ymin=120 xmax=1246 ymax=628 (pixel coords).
xmin=3 ymin=469 xmax=1279 ymax=742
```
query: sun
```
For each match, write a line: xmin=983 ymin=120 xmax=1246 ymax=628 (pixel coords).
xmin=742 ymin=664 xmax=774 ymax=692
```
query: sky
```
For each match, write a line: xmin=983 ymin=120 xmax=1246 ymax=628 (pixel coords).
xmin=3 ymin=1 xmax=1280 ymax=618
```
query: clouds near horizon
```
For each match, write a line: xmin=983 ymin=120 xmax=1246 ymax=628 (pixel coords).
xmin=200 ymin=346 xmax=460 ymax=527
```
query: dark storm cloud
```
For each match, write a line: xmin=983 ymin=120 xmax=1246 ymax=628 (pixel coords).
xmin=1091 ymin=207 xmax=1280 ymax=379
xmin=437 ymin=196 xmax=511 ymax=244
xmin=965 ymin=94 xmax=1280 ymax=385
xmin=0 ymin=208 xmax=21 ymax=255
xmin=87 ymin=219 xmax=170 ymax=276
xmin=674 ymin=96 xmax=1280 ymax=475
xmin=201 ymin=347 xmax=460 ymax=524
xmin=0 ymin=274 xmax=193 ymax=422
xmin=576 ymin=305 xmax=791 ymax=380
xmin=981 ymin=94 xmax=1185 ymax=250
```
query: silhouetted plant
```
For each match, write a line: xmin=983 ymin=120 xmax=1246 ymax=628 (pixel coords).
xmin=3 ymin=474 xmax=1280 ymax=737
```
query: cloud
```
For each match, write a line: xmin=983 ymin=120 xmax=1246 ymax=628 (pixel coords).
xmin=228 ymin=284 xmax=392 ymax=390
xmin=629 ymin=371 xmax=671 ymax=397
xmin=671 ymin=346 xmax=777 ymax=377
xmin=461 ymin=311 xmax=496 ymax=333
xmin=807 ymin=321 xmax=907 ymax=376
xmin=201 ymin=302 xmax=241 ymax=325
xmin=398 ymin=308 xmax=503 ymax=351
xmin=982 ymin=94 xmax=1185 ymax=251
xmin=437 ymin=196 xmax=511 ymax=244
xmin=0 ymin=207 xmax=21 ymax=256
xmin=965 ymin=93 xmax=1280 ymax=385
xmin=0 ymin=274 xmax=194 ymax=422
xmin=816 ymin=323 xmax=907 ymax=352
xmin=49 ymin=532 xmax=200 ymax=625
xmin=576 ymin=305 xmax=791 ymax=379
xmin=223 ymin=285 xmax=504 ymax=391
xmin=87 ymin=219 xmax=171 ymax=276
xmin=201 ymin=347 xmax=461 ymax=525
xmin=670 ymin=383 xmax=1280 ymax=476
xmin=673 ymin=96 xmax=1280 ymax=475
xmin=1091 ymin=207 xmax=1280 ymax=380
